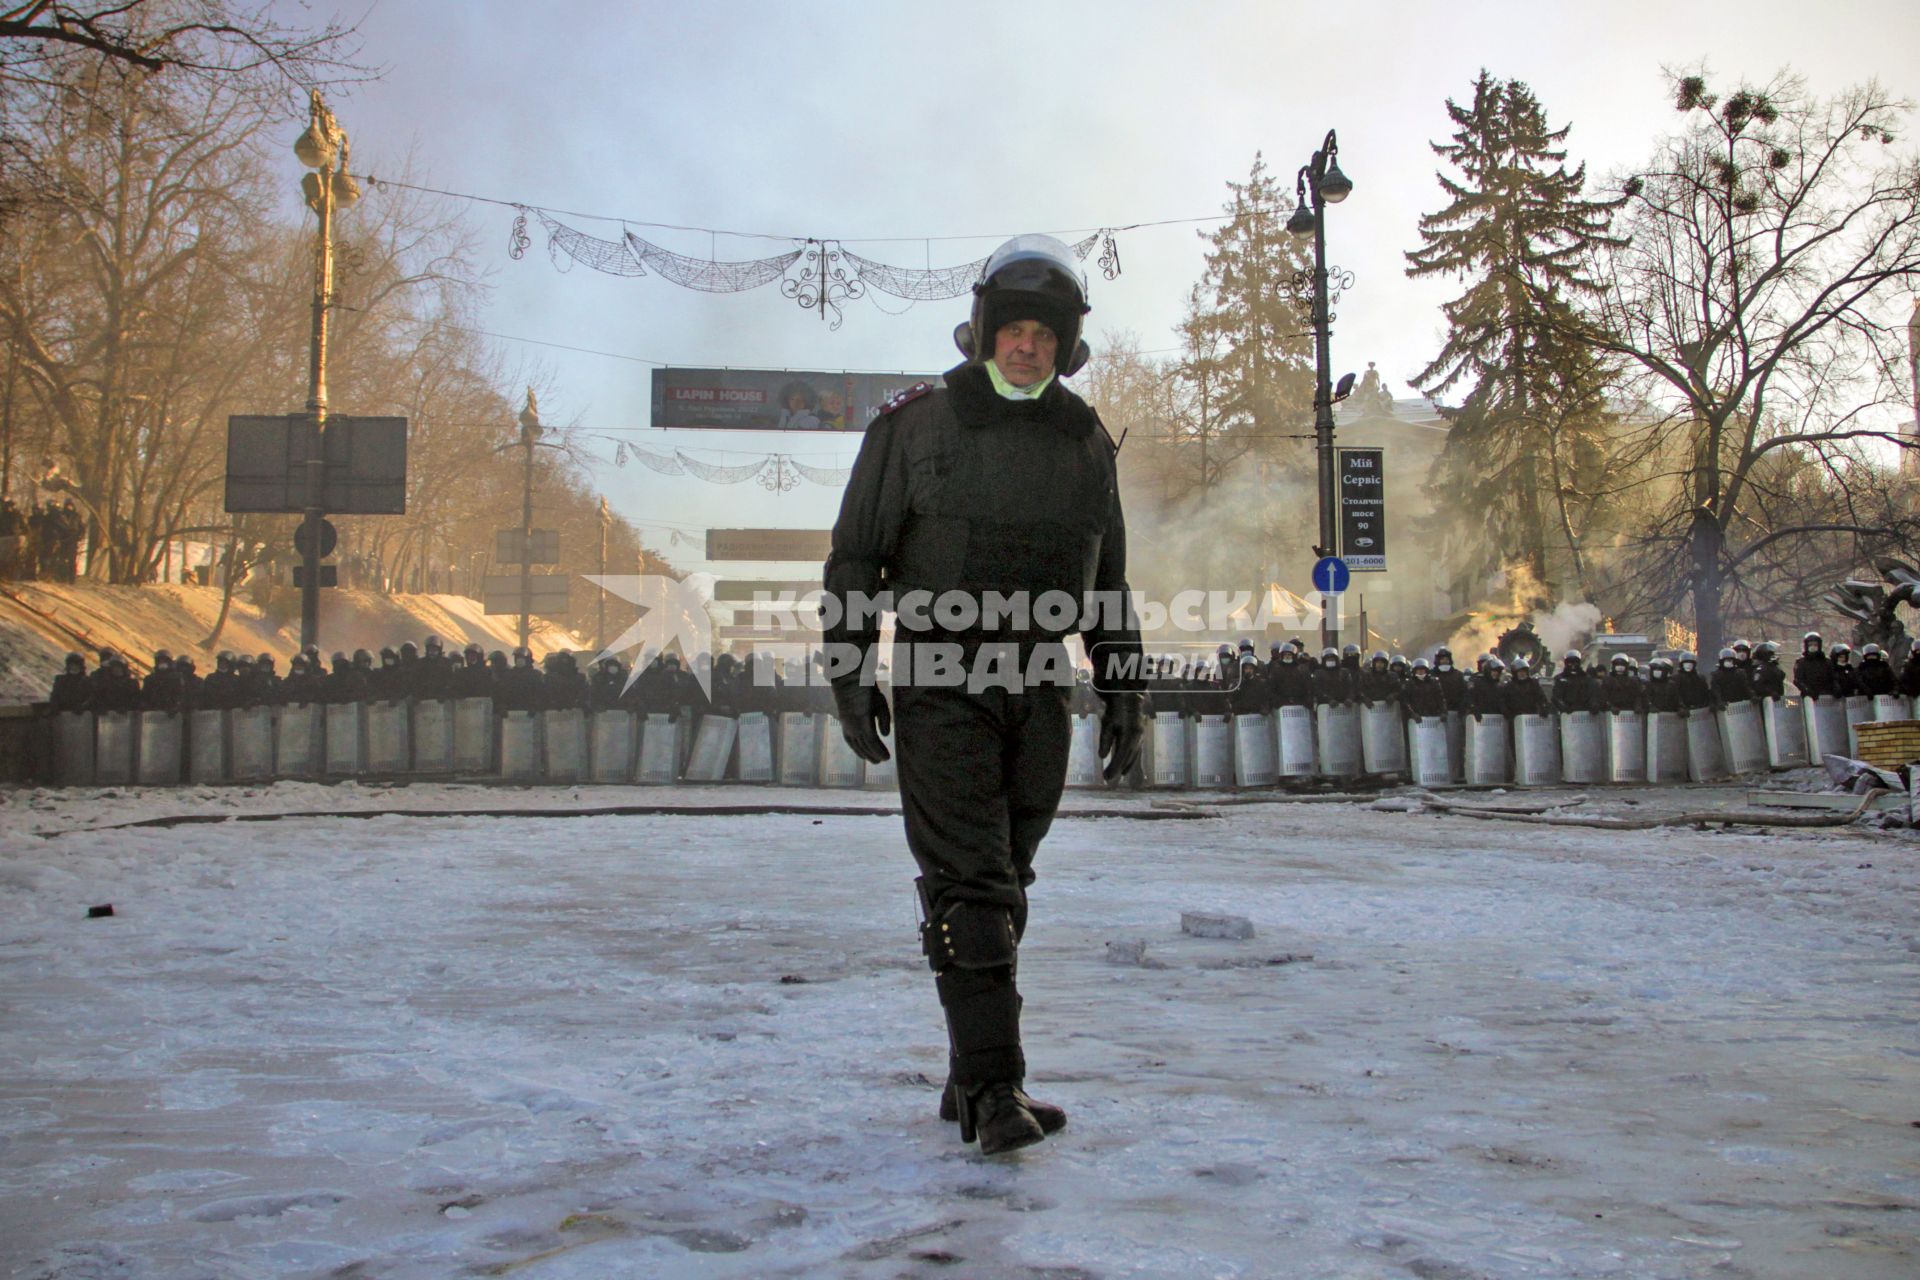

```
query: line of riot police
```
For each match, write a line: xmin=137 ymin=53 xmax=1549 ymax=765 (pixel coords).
xmin=45 ymin=640 xmax=850 ymax=720
xmin=1110 ymin=633 xmax=1856 ymax=726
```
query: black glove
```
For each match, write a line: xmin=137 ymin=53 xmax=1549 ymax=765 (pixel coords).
xmin=832 ymin=681 xmax=891 ymax=764
xmin=1098 ymin=692 xmax=1144 ymax=782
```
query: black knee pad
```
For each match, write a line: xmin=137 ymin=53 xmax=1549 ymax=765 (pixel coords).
xmin=923 ymin=898 xmax=1017 ymax=974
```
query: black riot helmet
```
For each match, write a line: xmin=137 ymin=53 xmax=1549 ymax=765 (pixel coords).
xmin=952 ymin=234 xmax=1092 ymax=377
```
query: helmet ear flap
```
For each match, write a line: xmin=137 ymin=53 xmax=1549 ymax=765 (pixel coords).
xmin=1063 ymin=337 xmax=1090 ymax=377
xmin=952 ymin=321 xmax=976 ymax=361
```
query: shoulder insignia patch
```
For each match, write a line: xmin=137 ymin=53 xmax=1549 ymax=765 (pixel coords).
xmin=878 ymin=381 xmax=935 ymax=416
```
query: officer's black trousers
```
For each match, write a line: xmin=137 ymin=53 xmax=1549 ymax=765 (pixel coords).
xmin=894 ymin=681 xmax=1072 ymax=1085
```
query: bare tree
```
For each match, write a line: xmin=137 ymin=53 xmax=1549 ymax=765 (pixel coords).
xmin=0 ymin=1 xmax=364 ymax=86
xmin=1565 ymin=70 xmax=1920 ymax=653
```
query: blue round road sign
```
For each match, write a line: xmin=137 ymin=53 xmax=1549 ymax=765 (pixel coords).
xmin=1311 ymin=556 xmax=1351 ymax=595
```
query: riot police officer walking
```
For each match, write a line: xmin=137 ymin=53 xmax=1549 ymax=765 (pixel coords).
xmin=822 ymin=234 xmax=1144 ymax=1155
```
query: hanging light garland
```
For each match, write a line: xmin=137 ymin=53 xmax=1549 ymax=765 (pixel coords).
xmin=507 ymin=207 xmax=1121 ymax=328
xmin=608 ymin=440 xmax=854 ymax=491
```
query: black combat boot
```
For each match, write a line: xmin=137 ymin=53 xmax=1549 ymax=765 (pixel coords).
xmin=940 ymin=1076 xmax=1066 ymax=1134
xmin=966 ymin=1080 xmax=1045 ymax=1155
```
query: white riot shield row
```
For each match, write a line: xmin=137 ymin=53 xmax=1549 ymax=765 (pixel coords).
xmin=412 ymin=699 xmax=455 ymax=773
xmin=1190 ymin=715 xmax=1233 ymax=789
xmin=367 ymin=700 xmax=412 ymax=774
xmin=187 ymin=708 xmax=226 ymax=784
xmin=1685 ymin=709 xmax=1729 ymax=781
xmin=1843 ymin=694 xmax=1873 ymax=757
xmin=1408 ymin=716 xmax=1451 ymax=788
xmin=1466 ymin=714 xmax=1510 ymax=785
xmin=1560 ymin=711 xmax=1606 ymax=784
xmin=543 ymin=708 xmax=588 ymax=783
xmin=1512 ymin=713 xmax=1561 ymax=787
xmin=229 ymin=705 xmax=275 ymax=781
xmin=821 ymin=715 xmax=866 ymax=788
xmin=1802 ymin=696 xmax=1849 ymax=763
xmin=275 ymin=703 xmax=324 ymax=778
xmin=53 ymin=712 xmax=95 ymax=785
xmin=591 ymin=710 xmax=637 ymax=783
xmin=1646 ymin=711 xmax=1689 ymax=783
xmin=1316 ymin=703 xmax=1361 ymax=778
xmin=1145 ymin=713 xmax=1190 ymax=788
xmin=498 ymin=710 xmax=542 ymax=781
xmin=1717 ymin=700 xmax=1768 ymax=776
xmin=1233 ymin=713 xmax=1277 ymax=787
xmin=325 ymin=703 xmax=365 ymax=775
xmin=1277 ymin=706 xmax=1316 ymax=777
xmin=1066 ymin=714 xmax=1103 ymax=788
xmin=1764 ymin=696 xmax=1809 ymax=768
xmin=135 ymin=711 xmax=183 ymax=785
xmin=1607 ymin=710 xmax=1645 ymax=783
xmin=779 ymin=712 xmax=822 ymax=786
xmin=1360 ymin=702 xmax=1408 ymax=775
xmin=1873 ymin=693 xmax=1914 ymax=723
xmin=452 ymin=698 xmax=494 ymax=772
xmin=736 ymin=711 xmax=776 ymax=783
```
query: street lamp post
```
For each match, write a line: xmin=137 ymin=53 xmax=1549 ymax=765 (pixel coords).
xmin=517 ymin=388 xmax=541 ymax=650
xmin=1288 ymin=129 xmax=1352 ymax=649
xmin=292 ymin=91 xmax=360 ymax=648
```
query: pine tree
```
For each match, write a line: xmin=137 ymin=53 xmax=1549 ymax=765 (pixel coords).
xmin=1190 ymin=153 xmax=1314 ymax=463
xmin=1407 ymin=70 xmax=1623 ymax=599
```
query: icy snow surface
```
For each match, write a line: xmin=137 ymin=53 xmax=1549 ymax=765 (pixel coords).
xmin=1 ymin=782 xmax=1916 ymax=1278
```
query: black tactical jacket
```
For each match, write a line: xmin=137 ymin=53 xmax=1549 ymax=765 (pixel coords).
xmin=823 ymin=362 xmax=1142 ymax=692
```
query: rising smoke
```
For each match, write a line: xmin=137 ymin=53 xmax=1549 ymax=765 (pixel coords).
xmin=1444 ymin=563 xmax=1602 ymax=661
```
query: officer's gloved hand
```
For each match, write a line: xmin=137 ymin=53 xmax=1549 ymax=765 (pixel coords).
xmin=832 ymin=680 xmax=891 ymax=763
xmin=1098 ymin=692 xmax=1145 ymax=782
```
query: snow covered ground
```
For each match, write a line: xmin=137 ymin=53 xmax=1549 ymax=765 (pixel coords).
xmin=1 ymin=782 xmax=1915 ymax=1278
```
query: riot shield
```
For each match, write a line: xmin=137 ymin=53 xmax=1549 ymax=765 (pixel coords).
xmin=543 ymin=708 xmax=588 ymax=782
xmin=1465 ymin=714 xmax=1510 ymax=785
xmin=452 ymin=697 xmax=494 ymax=773
xmin=324 ymin=702 xmax=365 ymax=776
xmin=1764 ymin=697 xmax=1810 ymax=769
xmin=1717 ymin=701 xmax=1767 ymax=775
xmin=1233 ymin=713 xmax=1277 ymax=787
xmin=1843 ymin=694 xmax=1873 ymax=757
xmin=736 ymin=711 xmax=775 ymax=783
xmin=1446 ymin=710 xmax=1466 ymax=783
xmin=1276 ymin=706 xmax=1315 ymax=777
xmin=366 ymin=699 xmax=412 ymax=774
xmin=1408 ymin=716 xmax=1452 ymax=788
xmin=95 ymin=710 xmax=135 ymax=785
xmin=53 ymin=712 xmax=95 ymax=786
xmin=1512 ymin=713 xmax=1561 ymax=787
xmin=1316 ymin=703 xmax=1361 ymax=778
xmin=1066 ymin=714 xmax=1103 ymax=788
xmin=187 ymin=708 xmax=227 ymax=784
xmin=1685 ymin=709 xmax=1729 ymax=781
xmin=412 ymin=700 xmax=455 ymax=773
xmin=1191 ymin=714 xmax=1234 ymax=789
xmin=1146 ymin=714 xmax=1190 ymax=788
xmin=498 ymin=710 xmax=542 ymax=781
xmin=684 ymin=713 xmax=737 ymax=782
xmin=229 ymin=705 xmax=274 ymax=782
xmin=1646 ymin=711 xmax=1689 ymax=783
xmin=637 ymin=713 xmax=679 ymax=784
xmin=590 ymin=711 xmax=637 ymax=783
xmin=863 ymin=732 xmax=898 ymax=791
xmin=1606 ymin=710 xmax=1645 ymax=783
xmin=1802 ymin=695 xmax=1848 ymax=762
xmin=821 ymin=716 xmax=865 ymax=788
xmin=135 ymin=711 xmax=183 ymax=785
xmin=1559 ymin=710 xmax=1605 ymax=784
xmin=1360 ymin=702 xmax=1409 ymax=775
xmin=1873 ymin=693 xmax=1913 ymax=723
xmin=778 ymin=712 xmax=822 ymax=787
xmin=274 ymin=703 xmax=323 ymax=779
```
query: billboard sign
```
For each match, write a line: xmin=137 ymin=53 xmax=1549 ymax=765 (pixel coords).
xmin=706 ymin=529 xmax=834 ymax=562
xmin=225 ymin=414 xmax=408 ymax=514
xmin=651 ymin=368 xmax=940 ymax=431
xmin=1337 ymin=447 xmax=1386 ymax=571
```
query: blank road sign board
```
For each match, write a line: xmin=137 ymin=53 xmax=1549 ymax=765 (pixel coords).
xmin=225 ymin=414 xmax=408 ymax=514
xmin=495 ymin=528 xmax=561 ymax=565
xmin=483 ymin=574 xmax=572 ymax=617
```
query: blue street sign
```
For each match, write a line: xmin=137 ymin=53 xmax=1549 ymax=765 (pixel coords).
xmin=1311 ymin=556 xmax=1351 ymax=595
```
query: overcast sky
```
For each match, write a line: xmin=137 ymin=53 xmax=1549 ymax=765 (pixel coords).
xmin=306 ymin=0 xmax=1920 ymax=577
